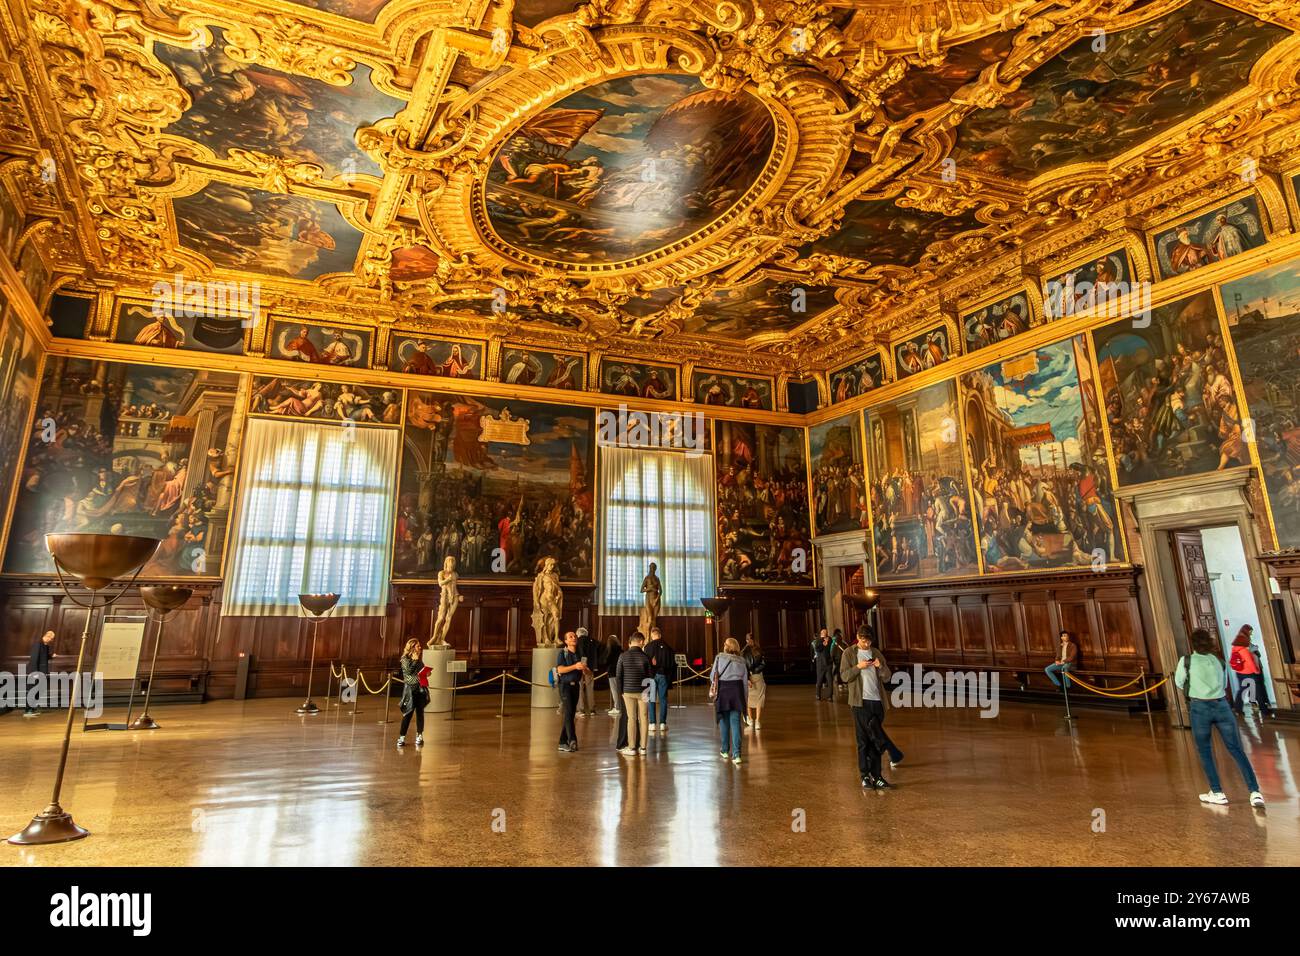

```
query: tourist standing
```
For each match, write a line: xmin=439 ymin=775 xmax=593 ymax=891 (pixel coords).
xmin=555 ymin=630 xmax=588 ymax=753
xmin=24 ymin=630 xmax=55 ymax=717
xmin=396 ymin=639 xmax=429 ymax=749
xmin=1175 ymin=628 xmax=1264 ymax=806
xmin=603 ymin=633 xmax=623 ymax=715
xmin=615 ymin=632 xmax=651 ymax=756
xmin=645 ymin=627 xmax=674 ymax=735
xmin=743 ymin=633 xmax=766 ymax=730
xmin=811 ymin=628 xmax=834 ymax=701
xmin=710 ymin=638 xmax=748 ymax=765
xmin=576 ymin=626 xmax=600 ymax=717
xmin=1229 ymin=625 xmax=1272 ymax=717
xmin=840 ymin=628 xmax=892 ymax=789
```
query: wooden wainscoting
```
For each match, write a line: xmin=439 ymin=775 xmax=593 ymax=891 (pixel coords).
xmin=873 ymin=566 xmax=1158 ymax=701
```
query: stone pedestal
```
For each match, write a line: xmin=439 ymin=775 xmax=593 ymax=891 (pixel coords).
xmin=531 ymin=646 xmax=559 ymax=709
xmin=421 ymin=644 xmax=456 ymax=714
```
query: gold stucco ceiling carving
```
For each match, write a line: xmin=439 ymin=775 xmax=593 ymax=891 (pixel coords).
xmin=1 ymin=0 xmax=1299 ymax=376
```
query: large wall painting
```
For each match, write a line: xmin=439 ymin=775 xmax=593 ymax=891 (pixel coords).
xmin=828 ymin=353 xmax=886 ymax=404
xmin=267 ymin=318 xmax=372 ymax=367
xmin=865 ymin=380 xmax=979 ymax=581
xmin=961 ymin=337 xmax=1121 ymax=572
xmin=0 ymin=303 xmax=39 ymax=553
xmin=1042 ymin=248 xmax=1134 ymax=321
xmin=4 ymin=359 xmax=241 ymax=577
xmin=389 ymin=335 xmax=483 ymax=379
xmin=1220 ymin=258 xmax=1300 ymax=548
xmin=715 ymin=421 xmax=812 ymax=586
xmin=394 ymin=394 xmax=595 ymax=581
xmin=808 ymin=412 xmax=867 ymax=537
xmin=1152 ymin=194 xmax=1267 ymax=280
xmin=485 ymin=74 xmax=775 ymax=263
xmin=500 ymin=346 xmax=585 ymax=390
xmin=113 ymin=300 xmax=247 ymax=354
xmin=694 ymin=370 xmax=773 ymax=409
xmin=1093 ymin=291 xmax=1245 ymax=485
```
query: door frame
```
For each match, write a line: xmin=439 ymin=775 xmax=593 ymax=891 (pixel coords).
xmin=1116 ymin=466 xmax=1290 ymax=727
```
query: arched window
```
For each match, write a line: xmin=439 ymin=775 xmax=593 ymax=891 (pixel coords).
xmin=598 ymin=445 xmax=715 ymax=617
xmin=225 ymin=417 xmax=398 ymax=616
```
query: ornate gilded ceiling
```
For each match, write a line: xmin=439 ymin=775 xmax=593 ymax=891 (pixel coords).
xmin=2 ymin=0 xmax=1300 ymax=377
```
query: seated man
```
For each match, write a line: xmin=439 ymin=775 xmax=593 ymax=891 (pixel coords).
xmin=1044 ymin=630 xmax=1077 ymax=690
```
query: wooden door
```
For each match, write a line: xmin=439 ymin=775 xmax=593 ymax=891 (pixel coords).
xmin=1169 ymin=530 xmax=1221 ymax=652
xmin=840 ymin=565 xmax=864 ymax=639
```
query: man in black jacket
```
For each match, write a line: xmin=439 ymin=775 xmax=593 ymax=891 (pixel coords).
xmin=644 ymin=627 xmax=673 ymax=735
xmin=25 ymin=630 xmax=55 ymax=717
xmin=615 ymin=632 xmax=651 ymax=755
xmin=812 ymin=628 xmax=834 ymax=701
xmin=576 ymin=627 xmax=601 ymax=717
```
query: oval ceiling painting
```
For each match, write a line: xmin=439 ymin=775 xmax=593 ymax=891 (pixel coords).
xmin=484 ymin=74 xmax=776 ymax=264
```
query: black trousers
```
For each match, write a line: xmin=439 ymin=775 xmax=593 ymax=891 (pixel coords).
xmin=399 ymin=704 xmax=425 ymax=737
xmin=852 ymin=700 xmax=887 ymax=779
xmin=1235 ymin=673 xmax=1271 ymax=713
xmin=815 ymin=659 xmax=833 ymax=699
xmin=559 ymin=682 xmax=580 ymax=746
xmin=616 ymin=698 xmax=629 ymax=749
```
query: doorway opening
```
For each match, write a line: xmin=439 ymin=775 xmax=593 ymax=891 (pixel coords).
xmin=1167 ymin=524 xmax=1277 ymax=714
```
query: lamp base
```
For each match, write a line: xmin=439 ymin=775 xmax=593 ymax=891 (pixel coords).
xmin=8 ymin=803 xmax=89 ymax=845
xmin=128 ymin=714 xmax=159 ymax=730
xmin=296 ymin=700 xmax=320 ymax=715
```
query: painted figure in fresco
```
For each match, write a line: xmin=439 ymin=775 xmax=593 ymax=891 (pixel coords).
xmin=431 ymin=555 xmax=460 ymax=646
xmin=133 ymin=313 xmax=184 ymax=349
xmin=319 ymin=330 xmax=355 ymax=365
xmin=639 ymin=562 xmax=661 ymax=635
xmin=544 ymin=355 xmax=581 ymax=390
xmin=1169 ymin=226 xmax=1212 ymax=273
xmin=1208 ymin=213 xmax=1247 ymax=261
xmin=402 ymin=341 xmax=437 ymax=375
xmin=440 ymin=344 xmax=476 ymax=378
xmin=531 ymin=556 xmax=563 ymax=648
xmin=268 ymin=381 xmax=326 ymax=417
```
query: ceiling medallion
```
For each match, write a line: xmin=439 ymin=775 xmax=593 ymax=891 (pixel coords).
xmin=417 ymin=27 xmax=854 ymax=287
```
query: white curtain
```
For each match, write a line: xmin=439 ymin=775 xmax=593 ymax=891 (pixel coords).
xmin=599 ymin=445 xmax=715 ymax=617
xmin=224 ymin=418 xmax=398 ymax=617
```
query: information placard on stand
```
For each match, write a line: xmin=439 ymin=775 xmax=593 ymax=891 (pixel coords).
xmin=84 ymin=616 xmax=147 ymax=732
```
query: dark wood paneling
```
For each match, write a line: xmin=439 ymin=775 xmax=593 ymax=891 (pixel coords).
xmin=873 ymin=567 xmax=1156 ymax=692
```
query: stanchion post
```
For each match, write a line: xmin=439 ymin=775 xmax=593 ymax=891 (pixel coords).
xmin=380 ymin=675 xmax=392 ymax=725
xmin=1140 ymin=667 xmax=1151 ymax=719
xmin=326 ymin=661 xmax=336 ymax=708
xmin=496 ymin=671 xmax=508 ymax=719
xmin=1062 ymin=671 xmax=1075 ymax=721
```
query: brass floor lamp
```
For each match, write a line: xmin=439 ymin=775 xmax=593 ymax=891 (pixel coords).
xmin=8 ymin=532 xmax=160 ymax=845
xmin=297 ymin=593 xmax=340 ymax=714
xmin=127 ymin=585 xmax=193 ymax=731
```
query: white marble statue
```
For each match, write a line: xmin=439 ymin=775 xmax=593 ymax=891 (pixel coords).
xmin=431 ymin=555 xmax=460 ymax=646
xmin=531 ymin=556 xmax=563 ymax=648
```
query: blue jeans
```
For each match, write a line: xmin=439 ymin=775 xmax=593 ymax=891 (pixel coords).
xmin=1044 ymin=662 xmax=1073 ymax=688
xmin=718 ymin=711 xmax=742 ymax=758
xmin=653 ymin=673 xmax=670 ymax=725
xmin=1190 ymin=697 xmax=1259 ymax=793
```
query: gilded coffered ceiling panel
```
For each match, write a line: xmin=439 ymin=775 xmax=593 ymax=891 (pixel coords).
xmin=2 ymin=0 xmax=1299 ymax=376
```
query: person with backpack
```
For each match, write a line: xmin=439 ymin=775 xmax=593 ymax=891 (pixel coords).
xmin=615 ymin=632 xmax=651 ymax=756
xmin=396 ymin=639 xmax=430 ymax=749
xmin=743 ymin=633 xmax=766 ymax=731
xmin=644 ymin=627 xmax=674 ymax=735
xmin=710 ymin=638 xmax=749 ymax=765
xmin=1175 ymin=628 xmax=1264 ymax=807
xmin=555 ymin=630 xmax=589 ymax=753
xmin=1229 ymin=625 xmax=1272 ymax=717
xmin=576 ymin=626 xmax=601 ymax=717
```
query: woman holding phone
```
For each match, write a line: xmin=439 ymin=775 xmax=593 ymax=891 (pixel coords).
xmin=397 ymin=639 xmax=430 ymax=748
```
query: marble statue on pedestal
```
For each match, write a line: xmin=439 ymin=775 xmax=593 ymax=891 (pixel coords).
xmin=531 ymin=556 xmax=563 ymax=647
xmin=431 ymin=555 xmax=460 ymax=646
xmin=640 ymin=561 xmax=661 ymax=635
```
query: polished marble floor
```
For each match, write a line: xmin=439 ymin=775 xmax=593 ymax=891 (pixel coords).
xmin=1 ymin=686 xmax=1296 ymax=866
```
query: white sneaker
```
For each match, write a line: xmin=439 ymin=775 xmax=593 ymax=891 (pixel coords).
xmin=658 ymin=723 xmax=666 ymax=732
xmin=609 ymin=709 xmax=621 ymax=716
xmin=396 ymin=736 xmax=405 ymax=748
xmin=618 ymin=747 xmax=637 ymax=756
xmin=648 ymin=725 xmax=656 ymax=736
xmin=577 ymin=712 xmax=587 ymax=718
xmin=731 ymin=755 xmax=742 ymax=766
xmin=414 ymin=734 xmax=424 ymax=747
xmin=1250 ymin=791 xmax=1265 ymax=807
xmin=719 ymin=751 xmax=729 ymax=760
xmin=1199 ymin=791 xmax=1229 ymax=805
xmin=636 ymin=749 xmax=646 ymax=756
xmin=754 ymin=721 xmax=761 ymax=730
xmin=743 ymin=715 xmax=751 ymax=726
